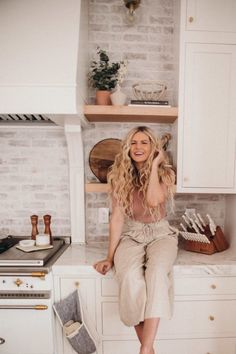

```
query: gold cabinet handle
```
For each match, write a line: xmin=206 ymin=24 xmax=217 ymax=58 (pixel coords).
xmin=211 ymin=284 xmax=216 ymax=289
xmin=189 ymin=16 xmax=194 ymax=23
xmin=209 ymin=315 xmax=215 ymax=321
xmin=75 ymin=281 xmax=80 ymax=288
xmin=14 ymin=278 xmax=23 ymax=287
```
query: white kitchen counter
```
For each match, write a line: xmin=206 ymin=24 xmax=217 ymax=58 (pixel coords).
xmin=52 ymin=243 xmax=236 ymax=277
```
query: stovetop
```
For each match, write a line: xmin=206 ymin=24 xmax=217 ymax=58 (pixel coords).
xmin=0 ymin=236 xmax=69 ymax=267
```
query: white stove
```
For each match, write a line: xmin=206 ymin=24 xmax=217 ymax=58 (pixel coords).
xmin=0 ymin=235 xmax=70 ymax=354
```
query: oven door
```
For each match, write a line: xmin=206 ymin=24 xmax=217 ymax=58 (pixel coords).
xmin=0 ymin=298 xmax=54 ymax=354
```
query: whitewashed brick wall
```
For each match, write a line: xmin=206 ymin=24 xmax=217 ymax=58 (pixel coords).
xmin=0 ymin=123 xmax=226 ymax=242
xmin=88 ymin=0 xmax=176 ymax=104
xmin=0 ymin=126 xmax=70 ymax=237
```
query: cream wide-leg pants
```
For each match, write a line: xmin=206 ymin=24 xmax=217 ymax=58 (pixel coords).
xmin=113 ymin=218 xmax=178 ymax=327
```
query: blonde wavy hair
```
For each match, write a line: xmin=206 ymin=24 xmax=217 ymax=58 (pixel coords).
xmin=107 ymin=126 xmax=176 ymax=218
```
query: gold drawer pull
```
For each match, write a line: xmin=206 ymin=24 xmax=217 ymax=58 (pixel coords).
xmin=211 ymin=284 xmax=216 ymax=289
xmin=189 ymin=16 xmax=194 ymax=23
xmin=75 ymin=281 xmax=80 ymax=288
xmin=209 ymin=315 xmax=215 ymax=321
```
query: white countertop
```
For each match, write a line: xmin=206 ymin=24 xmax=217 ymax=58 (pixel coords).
xmin=52 ymin=243 xmax=236 ymax=277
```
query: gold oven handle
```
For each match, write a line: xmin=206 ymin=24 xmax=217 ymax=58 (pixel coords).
xmin=0 ymin=304 xmax=48 ymax=310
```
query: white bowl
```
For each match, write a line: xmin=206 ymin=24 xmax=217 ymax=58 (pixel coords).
xmin=19 ymin=239 xmax=35 ymax=248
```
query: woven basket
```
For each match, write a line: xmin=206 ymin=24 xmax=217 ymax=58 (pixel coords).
xmin=132 ymin=81 xmax=167 ymax=101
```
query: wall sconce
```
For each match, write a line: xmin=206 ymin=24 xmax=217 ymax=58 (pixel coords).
xmin=123 ymin=0 xmax=141 ymax=24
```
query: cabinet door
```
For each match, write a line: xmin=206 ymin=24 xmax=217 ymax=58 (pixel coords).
xmin=178 ymin=43 xmax=236 ymax=191
xmin=186 ymin=0 xmax=236 ymax=32
xmin=57 ymin=277 xmax=97 ymax=354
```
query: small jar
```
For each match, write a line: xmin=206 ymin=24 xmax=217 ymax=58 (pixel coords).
xmin=35 ymin=233 xmax=50 ymax=247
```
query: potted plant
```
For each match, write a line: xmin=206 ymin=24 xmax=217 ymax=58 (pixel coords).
xmin=89 ymin=48 xmax=126 ymax=105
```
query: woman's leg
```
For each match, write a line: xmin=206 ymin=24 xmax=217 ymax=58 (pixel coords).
xmin=145 ymin=237 xmax=178 ymax=320
xmin=134 ymin=321 xmax=144 ymax=343
xmin=135 ymin=318 xmax=159 ymax=354
xmin=114 ymin=238 xmax=146 ymax=327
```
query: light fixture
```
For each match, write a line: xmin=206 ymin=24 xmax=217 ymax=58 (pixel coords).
xmin=123 ymin=0 xmax=141 ymax=24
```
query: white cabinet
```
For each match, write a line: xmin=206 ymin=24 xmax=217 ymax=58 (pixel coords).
xmin=54 ymin=272 xmax=236 ymax=354
xmin=178 ymin=43 xmax=236 ymax=191
xmin=186 ymin=0 xmax=236 ymax=32
xmin=177 ymin=0 xmax=236 ymax=193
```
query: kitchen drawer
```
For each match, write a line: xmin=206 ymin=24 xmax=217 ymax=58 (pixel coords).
xmin=101 ymin=276 xmax=236 ymax=297
xmin=103 ymin=338 xmax=236 ymax=354
xmin=175 ymin=276 xmax=236 ymax=296
xmin=102 ymin=300 xmax=236 ymax=338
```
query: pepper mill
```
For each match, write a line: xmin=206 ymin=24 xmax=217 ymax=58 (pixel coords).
xmin=31 ymin=215 xmax=39 ymax=240
xmin=43 ymin=214 xmax=53 ymax=244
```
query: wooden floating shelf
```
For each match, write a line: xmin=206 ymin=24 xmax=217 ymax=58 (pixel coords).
xmin=86 ymin=183 xmax=177 ymax=193
xmin=84 ymin=105 xmax=178 ymax=123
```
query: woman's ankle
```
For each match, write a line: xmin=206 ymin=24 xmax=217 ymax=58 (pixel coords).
xmin=139 ymin=344 xmax=153 ymax=354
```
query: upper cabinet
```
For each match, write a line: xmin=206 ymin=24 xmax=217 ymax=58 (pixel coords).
xmin=177 ymin=0 xmax=236 ymax=193
xmin=186 ymin=0 xmax=236 ymax=32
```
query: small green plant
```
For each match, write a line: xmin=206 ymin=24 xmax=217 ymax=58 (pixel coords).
xmin=89 ymin=48 xmax=126 ymax=90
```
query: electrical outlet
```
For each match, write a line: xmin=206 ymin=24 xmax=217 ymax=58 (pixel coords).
xmin=98 ymin=208 xmax=109 ymax=224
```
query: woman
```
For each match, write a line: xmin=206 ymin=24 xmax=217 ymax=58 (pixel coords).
xmin=94 ymin=126 xmax=178 ymax=354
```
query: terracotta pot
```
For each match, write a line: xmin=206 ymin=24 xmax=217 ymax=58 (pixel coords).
xmin=95 ymin=90 xmax=111 ymax=105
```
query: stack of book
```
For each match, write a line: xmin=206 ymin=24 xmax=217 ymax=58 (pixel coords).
xmin=128 ymin=100 xmax=170 ymax=107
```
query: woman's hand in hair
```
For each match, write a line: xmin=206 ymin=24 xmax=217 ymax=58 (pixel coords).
xmin=153 ymin=148 xmax=165 ymax=167
xmin=93 ymin=259 xmax=113 ymax=275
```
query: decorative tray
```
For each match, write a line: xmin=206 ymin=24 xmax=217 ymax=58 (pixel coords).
xmin=16 ymin=244 xmax=53 ymax=253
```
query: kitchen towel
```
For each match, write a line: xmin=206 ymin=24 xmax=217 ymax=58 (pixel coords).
xmin=53 ymin=290 xmax=100 ymax=354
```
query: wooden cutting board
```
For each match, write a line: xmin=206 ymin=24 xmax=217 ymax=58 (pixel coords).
xmin=89 ymin=138 xmax=121 ymax=183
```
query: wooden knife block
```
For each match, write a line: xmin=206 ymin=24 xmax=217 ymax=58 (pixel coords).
xmin=183 ymin=226 xmax=229 ymax=255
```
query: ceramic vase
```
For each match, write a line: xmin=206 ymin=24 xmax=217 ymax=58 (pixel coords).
xmin=95 ymin=90 xmax=111 ymax=105
xmin=110 ymin=85 xmax=127 ymax=106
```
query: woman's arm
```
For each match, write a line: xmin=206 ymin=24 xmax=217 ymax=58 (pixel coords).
xmin=94 ymin=200 xmax=124 ymax=275
xmin=146 ymin=149 xmax=167 ymax=207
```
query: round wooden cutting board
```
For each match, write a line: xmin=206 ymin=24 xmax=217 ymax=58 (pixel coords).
xmin=89 ymin=138 xmax=122 ymax=183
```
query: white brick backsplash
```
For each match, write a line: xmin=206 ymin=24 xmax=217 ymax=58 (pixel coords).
xmin=0 ymin=126 xmax=70 ymax=237
xmin=0 ymin=120 xmax=226 ymax=241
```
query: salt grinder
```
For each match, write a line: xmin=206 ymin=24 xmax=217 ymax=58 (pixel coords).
xmin=31 ymin=215 xmax=39 ymax=240
xmin=43 ymin=214 xmax=52 ymax=244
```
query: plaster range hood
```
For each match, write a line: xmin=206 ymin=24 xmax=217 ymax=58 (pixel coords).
xmin=0 ymin=0 xmax=88 ymax=118
xmin=0 ymin=1 xmax=88 ymax=245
